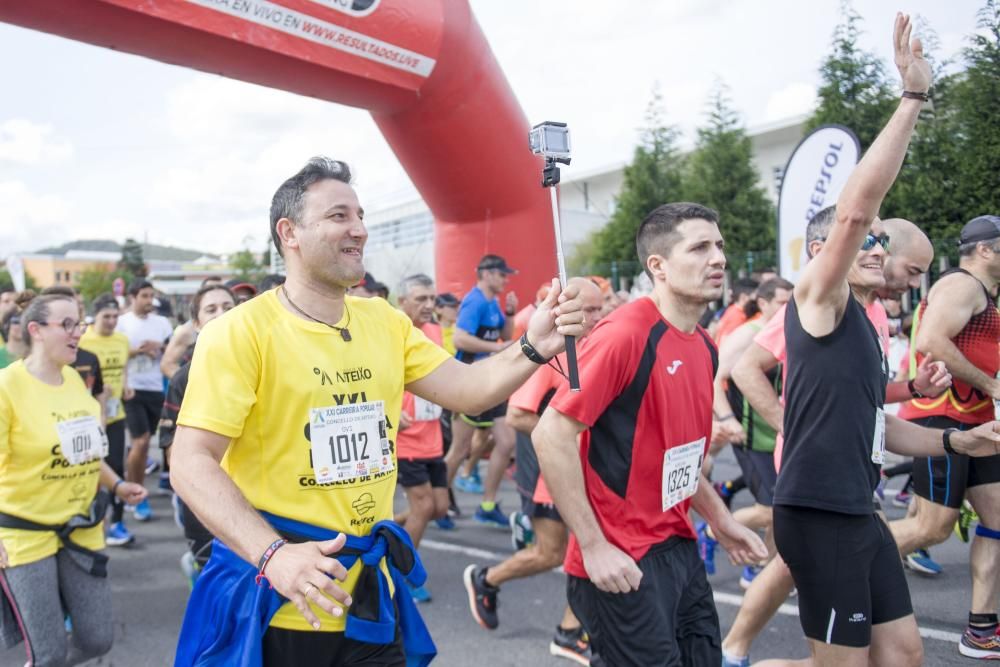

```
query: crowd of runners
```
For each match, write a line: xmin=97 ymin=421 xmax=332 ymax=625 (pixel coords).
xmin=0 ymin=12 xmax=999 ymax=667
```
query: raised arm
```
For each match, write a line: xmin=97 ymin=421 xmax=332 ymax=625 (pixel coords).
xmin=795 ymin=14 xmax=931 ymax=324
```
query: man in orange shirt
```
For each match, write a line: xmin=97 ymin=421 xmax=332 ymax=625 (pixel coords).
xmin=395 ymin=274 xmax=449 ymax=603
xmin=715 ymin=278 xmax=759 ymax=344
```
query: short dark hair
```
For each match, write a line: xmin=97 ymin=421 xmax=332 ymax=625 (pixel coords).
xmin=258 ymin=274 xmax=286 ymax=292
xmin=805 ymin=205 xmax=837 ymax=258
xmin=128 ymin=279 xmax=154 ymax=296
xmin=92 ymin=293 xmax=119 ymax=314
xmin=636 ymin=202 xmax=720 ymax=278
xmin=270 ymin=157 xmax=353 ymax=257
xmin=744 ymin=277 xmax=794 ymax=318
xmin=732 ymin=278 xmax=759 ymax=300
xmin=958 ymin=239 xmax=1000 ymax=257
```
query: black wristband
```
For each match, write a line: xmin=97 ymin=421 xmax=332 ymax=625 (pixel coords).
xmin=112 ymin=479 xmax=124 ymax=496
xmin=505 ymin=309 xmax=516 ymax=317
xmin=519 ymin=332 xmax=549 ymax=364
xmin=907 ymin=378 xmax=923 ymax=399
xmin=902 ymin=90 xmax=930 ymax=102
xmin=943 ymin=428 xmax=959 ymax=455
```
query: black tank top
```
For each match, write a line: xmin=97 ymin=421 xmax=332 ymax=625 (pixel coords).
xmin=774 ymin=296 xmax=888 ymax=514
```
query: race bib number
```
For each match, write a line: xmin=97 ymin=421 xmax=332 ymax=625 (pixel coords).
xmin=106 ymin=397 xmax=121 ymax=421
xmin=413 ymin=396 xmax=442 ymax=422
xmin=871 ymin=408 xmax=886 ymax=465
xmin=309 ymin=401 xmax=394 ymax=484
xmin=56 ymin=416 xmax=107 ymax=465
xmin=662 ymin=438 xmax=705 ymax=511
xmin=132 ymin=355 xmax=153 ymax=374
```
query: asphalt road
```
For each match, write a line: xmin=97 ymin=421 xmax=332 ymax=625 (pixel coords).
xmin=0 ymin=451 xmax=981 ymax=666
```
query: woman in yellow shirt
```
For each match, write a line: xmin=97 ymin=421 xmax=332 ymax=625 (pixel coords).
xmin=0 ymin=293 xmax=146 ymax=667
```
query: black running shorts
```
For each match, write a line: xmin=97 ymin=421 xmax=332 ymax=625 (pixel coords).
xmin=459 ymin=401 xmax=507 ymax=428
xmin=124 ymin=389 xmax=165 ymax=439
xmin=397 ymin=457 xmax=448 ymax=489
xmin=732 ymin=445 xmax=777 ymax=507
xmin=262 ymin=626 xmax=403 ymax=667
xmin=568 ymin=536 xmax=721 ymax=666
xmin=774 ymin=505 xmax=912 ymax=648
xmin=513 ymin=431 xmax=563 ymax=522
xmin=910 ymin=416 xmax=1000 ymax=509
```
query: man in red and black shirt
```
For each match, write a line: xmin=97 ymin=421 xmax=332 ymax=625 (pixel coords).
xmin=534 ymin=202 xmax=768 ymax=665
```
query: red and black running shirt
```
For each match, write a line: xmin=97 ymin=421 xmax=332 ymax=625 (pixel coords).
xmin=548 ymin=297 xmax=717 ymax=578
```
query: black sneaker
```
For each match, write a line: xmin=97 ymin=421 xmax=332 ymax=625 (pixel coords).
xmin=550 ymin=625 xmax=592 ymax=665
xmin=463 ymin=564 xmax=499 ymax=629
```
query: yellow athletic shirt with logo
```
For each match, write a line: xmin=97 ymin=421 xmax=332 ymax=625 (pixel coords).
xmin=79 ymin=330 xmax=130 ymax=424
xmin=177 ymin=290 xmax=451 ymax=632
xmin=0 ymin=361 xmax=104 ymax=567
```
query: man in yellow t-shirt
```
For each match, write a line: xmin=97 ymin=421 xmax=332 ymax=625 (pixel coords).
xmin=80 ymin=294 xmax=135 ymax=546
xmin=171 ymin=157 xmax=585 ymax=665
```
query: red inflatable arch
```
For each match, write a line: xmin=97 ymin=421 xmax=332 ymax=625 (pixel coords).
xmin=0 ymin=0 xmax=555 ymax=298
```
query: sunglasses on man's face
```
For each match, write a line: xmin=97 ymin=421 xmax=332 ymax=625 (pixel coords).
xmin=861 ymin=233 xmax=890 ymax=252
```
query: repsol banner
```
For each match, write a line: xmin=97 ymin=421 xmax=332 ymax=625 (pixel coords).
xmin=777 ymin=125 xmax=860 ymax=283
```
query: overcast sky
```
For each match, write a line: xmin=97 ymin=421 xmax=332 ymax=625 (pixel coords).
xmin=0 ymin=0 xmax=983 ymax=258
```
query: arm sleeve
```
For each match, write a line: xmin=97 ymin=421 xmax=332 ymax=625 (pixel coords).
xmin=547 ymin=324 xmax=636 ymax=427
xmin=455 ymin=294 xmax=484 ymax=336
xmin=397 ymin=307 xmax=452 ymax=385
xmin=92 ymin=359 xmax=104 ymax=398
xmin=176 ymin=318 xmax=260 ymax=439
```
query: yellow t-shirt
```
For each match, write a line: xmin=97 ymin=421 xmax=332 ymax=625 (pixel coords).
xmin=178 ymin=290 xmax=451 ymax=632
xmin=79 ymin=330 xmax=130 ymax=424
xmin=0 ymin=361 xmax=104 ymax=567
xmin=441 ymin=324 xmax=456 ymax=357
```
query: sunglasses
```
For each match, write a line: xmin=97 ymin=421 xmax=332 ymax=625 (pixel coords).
xmin=861 ymin=233 xmax=890 ymax=252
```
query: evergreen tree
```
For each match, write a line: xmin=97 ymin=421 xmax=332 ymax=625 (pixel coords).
xmin=75 ymin=265 xmax=134 ymax=306
xmin=589 ymin=86 xmax=686 ymax=268
xmin=229 ymin=248 xmax=263 ymax=283
xmin=806 ymin=1 xmax=895 ymax=151
xmin=118 ymin=238 xmax=147 ymax=277
xmin=953 ymin=0 xmax=1000 ymax=221
xmin=682 ymin=83 xmax=776 ymax=272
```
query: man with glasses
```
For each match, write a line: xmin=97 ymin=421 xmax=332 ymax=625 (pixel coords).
xmin=117 ymin=279 xmax=173 ymax=522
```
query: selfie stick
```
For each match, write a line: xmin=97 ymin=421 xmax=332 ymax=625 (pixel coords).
xmin=540 ymin=158 xmax=581 ymax=392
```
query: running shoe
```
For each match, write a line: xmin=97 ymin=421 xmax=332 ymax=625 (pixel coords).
xmin=455 ymin=473 xmax=484 ymax=494
xmin=145 ymin=457 xmax=160 ymax=475
xmin=956 ymin=499 xmax=979 ymax=543
xmin=905 ymin=549 xmax=942 ymax=575
xmin=474 ymin=503 xmax=509 ymax=529
xmin=180 ymin=551 xmax=201 ymax=589
xmin=892 ymin=490 xmax=912 ymax=508
xmin=434 ymin=516 xmax=456 ymax=530
xmin=549 ymin=625 xmax=592 ymax=665
xmin=959 ymin=625 xmax=1000 ymax=659
xmin=133 ymin=498 xmax=153 ymax=522
xmin=510 ymin=511 xmax=534 ymax=550
xmin=696 ymin=521 xmax=717 ymax=575
xmin=106 ymin=521 xmax=135 ymax=547
xmin=875 ymin=473 xmax=888 ymax=501
xmin=157 ymin=472 xmax=172 ymax=495
xmin=408 ymin=581 xmax=432 ymax=603
xmin=722 ymin=654 xmax=751 ymax=667
xmin=739 ymin=565 xmax=761 ymax=590
xmin=463 ymin=564 xmax=499 ymax=630
xmin=713 ymin=481 xmax=736 ymax=510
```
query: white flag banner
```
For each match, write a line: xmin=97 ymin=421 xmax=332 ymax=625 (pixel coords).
xmin=6 ymin=255 xmax=25 ymax=292
xmin=777 ymin=125 xmax=861 ymax=283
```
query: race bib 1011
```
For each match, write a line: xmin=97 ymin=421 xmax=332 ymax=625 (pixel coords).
xmin=56 ymin=416 xmax=107 ymax=465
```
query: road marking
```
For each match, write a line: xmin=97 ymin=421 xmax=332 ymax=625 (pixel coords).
xmin=421 ymin=539 xmax=963 ymax=644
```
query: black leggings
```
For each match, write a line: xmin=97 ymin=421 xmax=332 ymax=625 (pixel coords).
xmin=104 ymin=420 xmax=127 ymax=523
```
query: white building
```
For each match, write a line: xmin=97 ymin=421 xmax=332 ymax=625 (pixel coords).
xmin=363 ymin=115 xmax=808 ymax=293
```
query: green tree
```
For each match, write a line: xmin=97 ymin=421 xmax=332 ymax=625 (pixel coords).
xmin=0 ymin=269 xmax=38 ymax=292
xmin=587 ymin=86 xmax=686 ymax=269
xmin=682 ymin=83 xmax=776 ymax=272
xmin=229 ymin=248 xmax=264 ymax=283
xmin=75 ymin=265 xmax=134 ymax=306
xmin=806 ymin=2 xmax=895 ymax=151
xmin=119 ymin=238 xmax=147 ymax=277
xmin=953 ymin=0 xmax=1000 ymax=222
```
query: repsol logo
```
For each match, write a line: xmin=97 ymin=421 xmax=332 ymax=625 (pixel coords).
xmin=336 ymin=367 xmax=373 ymax=383
xmin=350 ymin=516 xmax=374 ymax=527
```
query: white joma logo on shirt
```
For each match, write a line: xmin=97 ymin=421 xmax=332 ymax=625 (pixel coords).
xmin=667 ymin=360 xmax=683 ymax=375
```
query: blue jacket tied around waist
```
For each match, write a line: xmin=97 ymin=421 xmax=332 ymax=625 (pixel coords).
xmin=174 ymin=512 xmax=436 ymax=666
